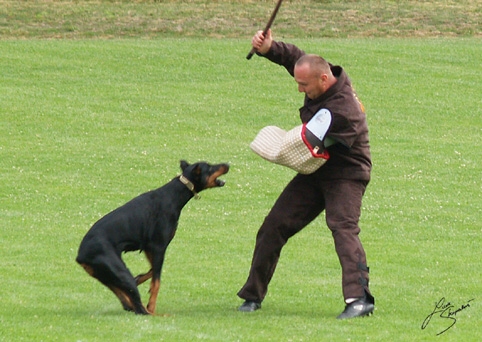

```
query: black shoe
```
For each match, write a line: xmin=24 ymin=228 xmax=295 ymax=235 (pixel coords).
xmin=238 ymin=301 xmax=261 ymax=312
xmin=337 ymin=298 xmax=374 ymax=319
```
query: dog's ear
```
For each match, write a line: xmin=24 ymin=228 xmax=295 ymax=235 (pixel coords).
xmin=193 ymin=164 xmax=202 ymax=175
xmin=180 ymin=160 xmax=190 ymax=171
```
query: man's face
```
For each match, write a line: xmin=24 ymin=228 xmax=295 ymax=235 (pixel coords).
xmin=294 ymin=63 xmax=325 ymax=100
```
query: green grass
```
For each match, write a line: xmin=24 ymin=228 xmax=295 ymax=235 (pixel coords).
xmin=1 ymin=37 xmax=480 ymax=341
xmin=1 ymin=0 xmax=481 ymax=339
xmin=1 ymin=0 xmax=481 ymax=39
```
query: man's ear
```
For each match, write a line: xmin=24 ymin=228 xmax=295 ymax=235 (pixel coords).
xmin=180 ymin=160 xmax=190 ymax=171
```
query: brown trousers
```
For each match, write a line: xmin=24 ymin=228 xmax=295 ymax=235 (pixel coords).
xmin=238 ymin=174 xmax=373 ymax=303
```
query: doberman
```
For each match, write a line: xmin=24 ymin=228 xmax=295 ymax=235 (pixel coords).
xmin=76 ymin=160 xmax=229 ymax=315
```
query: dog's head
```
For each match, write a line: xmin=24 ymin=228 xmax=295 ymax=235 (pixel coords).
xmin=180 ymin=160 xmax=229 ymax=193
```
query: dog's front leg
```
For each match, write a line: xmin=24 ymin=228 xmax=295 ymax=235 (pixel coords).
xmin=135 ymin=269 xmax=152 ymax=286
xmin=135 ymin=251 xmax=154 ymax=286
xmin=147 ymin=277 xmax=161 ymax=314
xmin=146 ymin=252 xmax=166 ymax=314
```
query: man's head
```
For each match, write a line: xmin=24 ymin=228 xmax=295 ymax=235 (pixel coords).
xmin=294 ymin=54 xmax=337 ymax=100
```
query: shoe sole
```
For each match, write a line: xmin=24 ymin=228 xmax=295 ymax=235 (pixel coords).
xmin=337 ymin=305 xmax=374 ymax=319
xmin=238 ymin=303 xmax=261 ymax=312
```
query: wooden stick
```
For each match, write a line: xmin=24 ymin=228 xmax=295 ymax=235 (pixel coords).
xmin=246 ymin=0 xmax=284 ymax=60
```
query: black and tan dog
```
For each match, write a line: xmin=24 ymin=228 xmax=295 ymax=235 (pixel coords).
xmin=76 ymin=160 xmax=229 ymax=314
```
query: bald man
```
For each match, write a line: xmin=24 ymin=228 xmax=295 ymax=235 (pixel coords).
xmin=238 ymin=30 xmax=375 ymax=319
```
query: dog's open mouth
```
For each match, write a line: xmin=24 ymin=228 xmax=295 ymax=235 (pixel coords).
xmin=213 ymin=165 xmax=229 ymax=187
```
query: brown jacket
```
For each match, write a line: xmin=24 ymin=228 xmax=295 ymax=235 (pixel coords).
xmin=262 ymin=41 xmax=371 ymax=181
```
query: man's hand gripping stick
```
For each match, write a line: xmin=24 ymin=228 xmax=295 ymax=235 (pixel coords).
xmin=246 ymin=0 xmax=283 ymax=60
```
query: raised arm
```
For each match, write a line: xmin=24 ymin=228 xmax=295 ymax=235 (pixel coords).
xmin=251 ymin=29 xmax=305 ymax=77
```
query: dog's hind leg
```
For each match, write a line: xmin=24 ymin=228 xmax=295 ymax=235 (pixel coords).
xmin=106 ymin=273 xmax=149 ymax=314
xmin=108 ymin=286 xmax=136 ymax=312
xmin=83 ymin=254 xmax=149 ymax=315
xmin=79 ymin=262 xmax=134 ymax=311
xmin=107 ymin=265 xmax=149 ymax=315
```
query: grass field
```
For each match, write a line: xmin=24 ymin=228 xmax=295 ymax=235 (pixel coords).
xmin=1 ymin=1 xmax=481 ymax=341
xmin=1 ymin=0 xmax=481 ymax=39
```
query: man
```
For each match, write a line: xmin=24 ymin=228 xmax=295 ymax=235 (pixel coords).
xmin=237 ymin=29 xmax=375 ymax=319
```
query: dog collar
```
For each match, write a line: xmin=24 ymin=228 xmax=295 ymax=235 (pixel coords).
xmin=179 ymin=175 xmax=200 ymax=199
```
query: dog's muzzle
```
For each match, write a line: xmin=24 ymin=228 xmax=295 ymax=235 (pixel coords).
xmin=213 ymin=164 xmax=229 ymax=187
